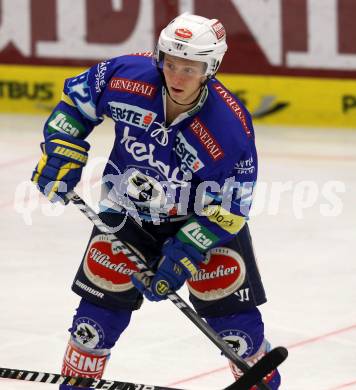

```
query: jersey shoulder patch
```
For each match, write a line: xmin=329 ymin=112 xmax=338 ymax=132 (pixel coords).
xmin=210 ymin=80 xmax=253 ymax=139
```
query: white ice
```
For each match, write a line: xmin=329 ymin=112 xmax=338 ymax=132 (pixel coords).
xmin=0 ymin=114 xmax=355 ymax=390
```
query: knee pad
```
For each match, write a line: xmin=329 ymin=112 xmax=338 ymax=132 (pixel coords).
xmin=60 ymin=299 xmax=132 ymax=390
xmin=206 ymin=308 xmax=281 ymax=389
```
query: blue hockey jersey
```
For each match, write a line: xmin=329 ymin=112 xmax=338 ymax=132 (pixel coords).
xmin=44 ymin=53 xmax=257 ymax=252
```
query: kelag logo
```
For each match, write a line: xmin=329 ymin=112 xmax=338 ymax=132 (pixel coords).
xmin=0 ymin=81 xmax=54 ymax=101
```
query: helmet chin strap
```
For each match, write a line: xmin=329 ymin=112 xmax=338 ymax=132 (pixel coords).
xmin=166 ymin=88 xmax=197 ymax=106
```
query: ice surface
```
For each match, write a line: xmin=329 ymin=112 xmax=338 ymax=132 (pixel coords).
xmin=0 ymin=114 xmax=355 ymax=390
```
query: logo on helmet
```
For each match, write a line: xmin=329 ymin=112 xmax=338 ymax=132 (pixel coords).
xmin=175 ymin=28 xmax=193 ymax=39
xmin=211 ymin=21 xmax=226 ymax=40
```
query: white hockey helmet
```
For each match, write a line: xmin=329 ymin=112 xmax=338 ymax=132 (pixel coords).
xmin=155 ymin=13 xmax=228 ymax=77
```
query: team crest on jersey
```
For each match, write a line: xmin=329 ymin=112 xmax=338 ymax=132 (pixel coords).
xmin=109 ymin=102 xmax=157 ymax=130
xmin=187 ymin=247 xmax=246 ymax=300
xmin=83 ymin=234 xmax=141 ymax=292
xmin=73 ymin=317 xmax=105 ymax=349
xmin=126 ymin=169 xmax=167 ymax=208
xmin=219 ymin=329 xmax=253 ymax=358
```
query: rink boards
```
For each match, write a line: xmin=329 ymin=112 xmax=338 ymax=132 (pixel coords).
xmin=1 ymin=64 xmax=356 ymax=128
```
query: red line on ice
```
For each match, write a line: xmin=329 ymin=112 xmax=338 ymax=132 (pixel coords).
xmin=328 ymin=381 xmax=356 ymax=389
xmin=166 ymin=323 xmax=356 ymax=387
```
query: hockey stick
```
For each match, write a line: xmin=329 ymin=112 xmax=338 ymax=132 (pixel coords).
xmin=67 ymin=191 xmax=287 ymax=389
xmin=0 ymin=350 xmax=285 ymax=390
xmin=0 ymin=367 xmax=178 ymax=389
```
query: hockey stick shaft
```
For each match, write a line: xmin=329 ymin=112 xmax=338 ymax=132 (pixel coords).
xmin=0 ymin=355 xmax=288 ymax=390
xmin=67 ymin=191 xmax=286 ymax=389
xmin=0 ymin=367 xmax=182 ymax=389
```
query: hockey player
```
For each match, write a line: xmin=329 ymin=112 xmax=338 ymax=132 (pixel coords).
xmin=31 ymin=13 xmax=281 ymax=389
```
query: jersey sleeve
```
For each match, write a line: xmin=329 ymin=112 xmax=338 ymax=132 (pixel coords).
xmin=177 ymin=139 xmax=258 ymax=253
xmin=43 ymin=59 xmax=118 ymax=140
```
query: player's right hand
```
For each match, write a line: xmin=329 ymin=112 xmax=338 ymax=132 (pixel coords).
xmin=31 ymin=132 xmax=90 ymax=204
xmin=131 ymin=237 xmax=204 ymax=301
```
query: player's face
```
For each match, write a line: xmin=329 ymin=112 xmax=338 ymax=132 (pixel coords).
xmin=163 ymin=54 xmax=207 ymax=104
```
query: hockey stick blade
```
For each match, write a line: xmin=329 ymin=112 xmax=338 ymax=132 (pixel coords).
xmin=0 ymin=367 xmax=184 ymax=390
xmin=223 ymin=347 xmax=288 ymax=390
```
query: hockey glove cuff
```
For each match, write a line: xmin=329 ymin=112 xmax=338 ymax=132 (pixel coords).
xmin=31 ymin=132 xmax=90 ymax=204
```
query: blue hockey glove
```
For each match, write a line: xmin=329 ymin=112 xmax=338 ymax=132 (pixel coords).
xmin=131 ymin=237 xmax=205 ymax=302
xmin=31 ymin=132 xmax=90 ymax=204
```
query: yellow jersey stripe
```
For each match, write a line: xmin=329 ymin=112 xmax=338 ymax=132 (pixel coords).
xmin=202 ymin=205 xmax=246 ymax=234
xmin=61 ymin=92 xmax=76 ymax=107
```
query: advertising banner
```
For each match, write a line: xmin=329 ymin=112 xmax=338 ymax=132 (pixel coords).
xmin=1 ymin=0 xmax=356 ymax=127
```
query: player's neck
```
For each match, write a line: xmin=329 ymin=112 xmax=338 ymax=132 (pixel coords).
xmin=165 ymin=90 xmax=200 ymax=125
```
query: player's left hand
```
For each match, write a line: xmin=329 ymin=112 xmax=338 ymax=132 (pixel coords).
xmin=31 ymin=132 xmax=90 ymax=204
xmin=131 ymin=237 xmax=204 ymax=301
